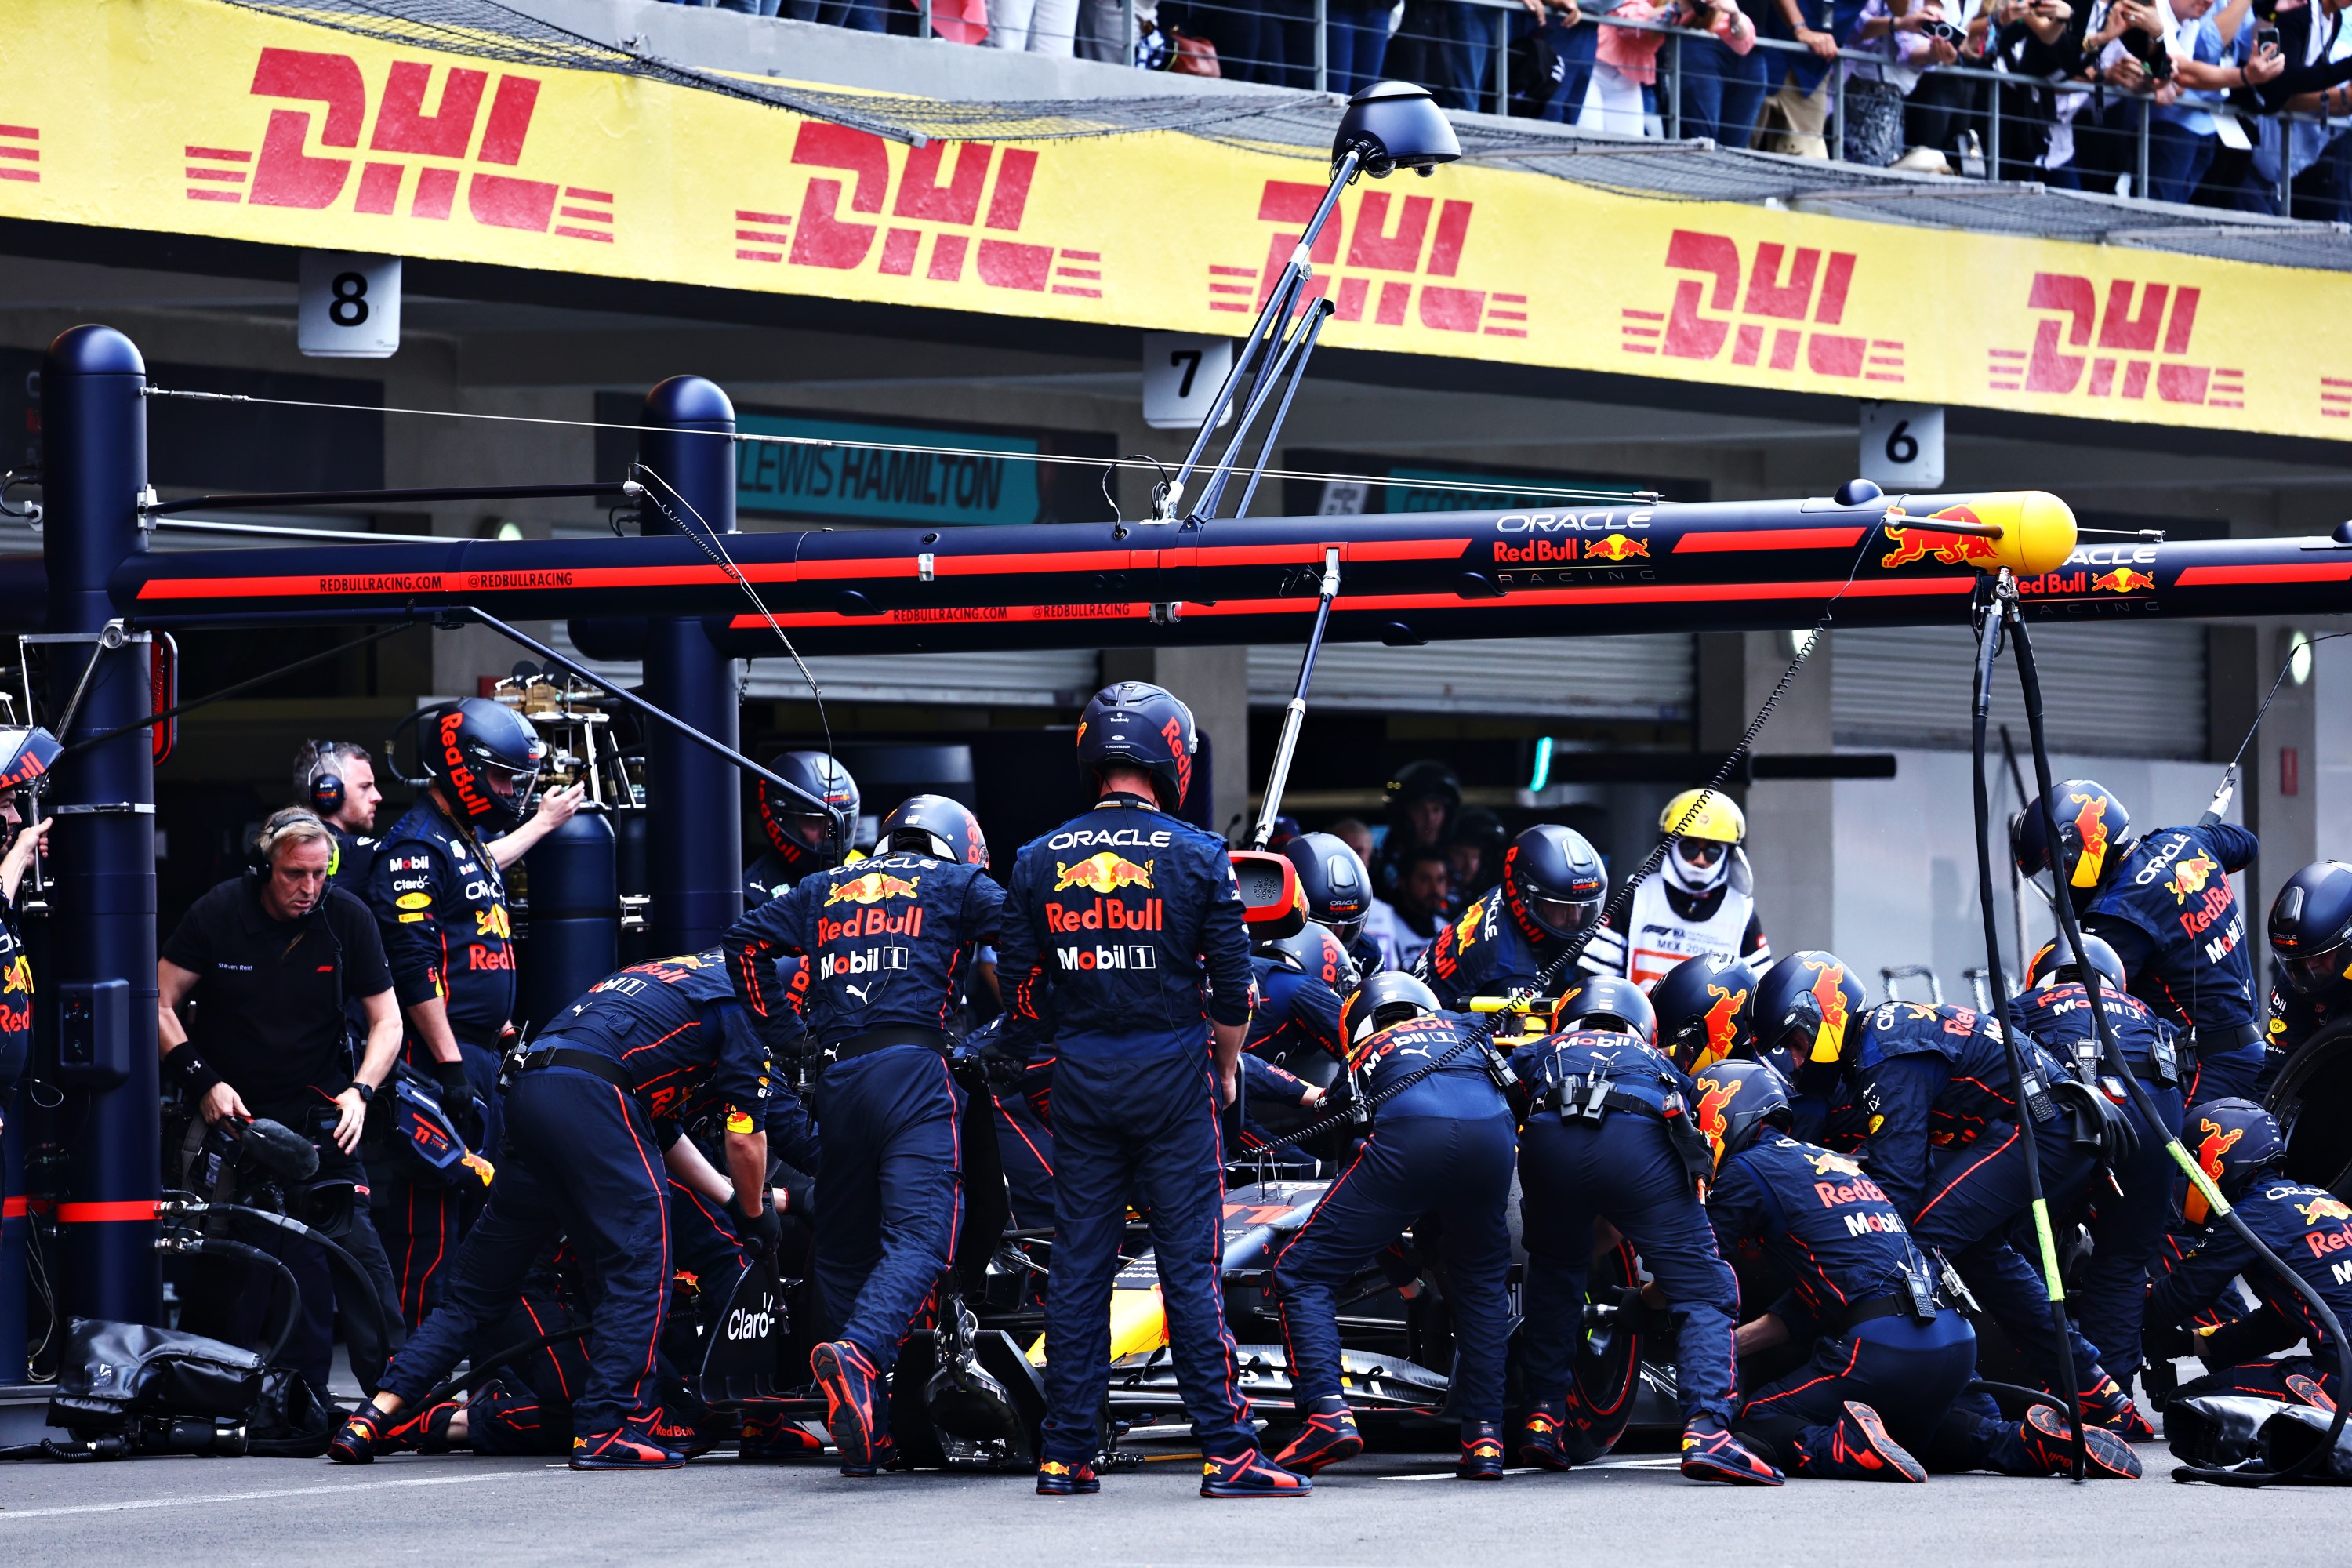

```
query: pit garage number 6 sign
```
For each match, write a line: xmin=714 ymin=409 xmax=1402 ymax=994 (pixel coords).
xmin=299 ymin=251 xmax=403 ymax=359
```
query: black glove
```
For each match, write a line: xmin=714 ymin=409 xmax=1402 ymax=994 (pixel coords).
xmin=434 ymin=1059 xmax=485 ymax=1149
xmin=729 ymin=1195 xmax=784 ymax=1261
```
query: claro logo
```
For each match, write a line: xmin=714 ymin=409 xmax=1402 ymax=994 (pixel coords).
xmin=187 ymin=49 xmax=608 ymax=241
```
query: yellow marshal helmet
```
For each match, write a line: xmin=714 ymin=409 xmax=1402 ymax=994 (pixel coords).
xmin=1659 ymin=789 xmax=1746 ymax=845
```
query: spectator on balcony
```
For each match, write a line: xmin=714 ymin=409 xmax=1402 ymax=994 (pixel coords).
xmin=1512 ymin=0 xmax=1598 ymax=121
xmin=2132 ymin=0 xmax=2278 ymax=203
xmin=2240 ymin=0 xmax=2352 ymax=213
xmin=990 ymin=0 xmax=1078 ymax=49
xmin=1329 ymin=0 xmax=1402 ymax=93
xmin=1584 ymin=0 xmax=1671 ymax=130
xmin=1840 ymin=0 xmax=1962 ymax=164
xmin=1676 ymin=0 xmax=1766 ymax=144
xmin=1757 ymin=0 xmax=1849 ymax=154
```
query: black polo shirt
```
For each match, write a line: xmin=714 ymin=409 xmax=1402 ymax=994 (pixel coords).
xmin=162 ymin=875 xmax=393 ymax=1107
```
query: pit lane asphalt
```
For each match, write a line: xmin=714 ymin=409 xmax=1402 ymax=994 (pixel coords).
xmin=1 ymin=1440 xmax=2342 ymax=1566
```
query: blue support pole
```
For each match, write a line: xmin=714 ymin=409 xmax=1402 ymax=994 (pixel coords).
xmin=41 ymin=325 xmax=159 ymax=1327
xmin=638 ymin=378 xmax=742 ymax=956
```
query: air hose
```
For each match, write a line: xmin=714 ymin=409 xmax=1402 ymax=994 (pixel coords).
xmin=1994 ymin=581 xmax=2352 ymax=1486
xmin=157 ymin=1233 xmax=303 ymax=1369
xmin=1966 ymin=587 xmax=2086 ymax=1482
xmin=162 ymin=1197 xmax=397 ymax=1367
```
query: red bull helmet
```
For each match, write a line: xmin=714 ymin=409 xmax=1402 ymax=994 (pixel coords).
xmin=1652 ymin=953 xmax=1759 ymax=1075
xmin=2014 ymin=779 xmax=2131 ymax=894
xmin=2269 ymin=860 xmax=2352 ymax=996
xmin=1690 ymin=1059 xmax=1793 ymax=1174
xmin=1076 ymin=682 xmax=1196 ymax=811
xmin=1553 ymin=975 xmax=1657 ymax=1047
xmin=757 ymin=750 xmax=859 ymax=877
xmin=1342 ymin=969 xmax=1441 ymax=1046
xmin=1754 ymin=950 xmax=1867 ymax=1080
xmin=1504 ymin=824 xmax=1608 ymax=943
xmin=424 ymin=698 xmax=545 ymax=834
xmin=880 ymin=793 xmax=986 ymax=868
xmin=2179 ymin=1097 xmax=2284 ymax=1225
xmin=2027 ymin=934 xmax=2127 ymax=993
xmin=1283 ymin=831 xmax=1374 ymax=944
xmin=1260 ymin=922 xmax=1356 ymax=993
xmin=0 ymin=725 xmax=60 ymax=795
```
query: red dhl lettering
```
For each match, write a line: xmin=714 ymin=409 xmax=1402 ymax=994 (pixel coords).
xmin=1987 ymin=274 xmax=2242 ymax=409
xmin=1816 ymin=1175 xmax=1891 ymax=1208
xmin=1045 ymin=898 xmax=1164 ymax=934
xmin=190 ymin=49 xmax=612 ymax=242
xmin=815 ymin=906 xmax=926 ymax=944
xmin=1622 ymin=230 xmax=1901 ymax=384
xmin=1206 ymin=181 xmax=1526 ymax=339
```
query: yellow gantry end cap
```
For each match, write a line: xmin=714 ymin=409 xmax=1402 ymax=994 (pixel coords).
xmin=1892 ymin=492 xmax=2078 ymax=578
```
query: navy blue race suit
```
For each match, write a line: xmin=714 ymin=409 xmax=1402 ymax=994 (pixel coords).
xmin=1272 ymin=1014 xmax=1515 ymax=1426
xmin=1414 ymin=886 xmax=1566 ymax=1011
xmin=743 ymin=848 xmax=799 ymax=908
xmin=1236 ymin=949 xmax=1346 ymax=1173
xmin=1509 ymin=1029 xmax=1741 ymax=1432
xmin=2081 ymin=822 xmax=2261 ymax=1102
xmin=724 ymin=851 xmax=1003 ymax=1400
xmin=2266 ymin=971 xmax=2352 ymax=1080
xmin=366 ymin=796 xmax=517 ymax=1324
xmin=379 ymin=950 xmax=768 ymax=1442
xmin=1710 ymin=1132 xmax=1990 ymax=1471
xmin=2147 ymin=1175 xmax=2352 ymax=1406
xmin=2010 ymin=981 xmax=2184 ymax=1376
xmin=998 ymin=792 xmax=1258 ymax=1465
xmin=0 ymin=899 xmax=28 ymax=1299
xmin=1849 ymin=1000 xmax=2115 ymax=1402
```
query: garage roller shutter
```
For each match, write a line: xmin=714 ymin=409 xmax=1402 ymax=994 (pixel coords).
xmin=1249 ymin=635 xmax=1695 ymax=720
xmin=1831 ymin=622 xmax=2208 ymax=759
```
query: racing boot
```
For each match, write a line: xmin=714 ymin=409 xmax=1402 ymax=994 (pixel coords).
xmin=1036 ymin=1459 xmax=1101 ymax=1495
xmin=571 ymin=1425 xmax=688 ymax=1470
xmin=1456 ymin=1422 xmax=1507 ymax=1481
xmin=1518 ymin=1400 xmax=1579 ymax=1472
xmin=387 ymin=1399 xmax=463 ymax=1456
xmin=1679 ymin=1421 xmax=1785 ymax=1486
xmin=2078 ymin=1371 xmax=2158 ymax=1443
xmin=1787 ymin=1402 xmax=1926 ymax=1483
xmin=2016 ymin=1404 xmax=2143 ymax=1479
xmin=1200 ymin=1446 xmax=1315 ymax=1499
xmin=2285 ymin=1371 xmax=2338 ymax=1413
xmin=328 ymin=1403 xmax=397 ymax=1465
xmin=811 ymin=1339 xmax=885 ymax=1476
xmin=739 ymin=1406 xmax=828 ymax=1463
xmin=646 ymin=1407 xmax=718 ymax=1461
xmin=1272 ymin=1396 xmax=1363 ymax=1476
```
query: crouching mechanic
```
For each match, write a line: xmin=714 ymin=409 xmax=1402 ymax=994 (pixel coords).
xmin=1270 ymin=973 xmax=1505 ymax=1476
xmin=724 ymin=792 xmax=1002 ymax=1475
xmin=2147 ymin=1098 xmax=2352 ymax=1410
xmin=1000 ymin=681 xmax=1303 ymax=1499
xmin=1270 ymin=973 xmax=1515 ymax=1479
xmin=1508 ymin=977 xmax=1777 ymax=1484
xmin=1695 ymin=1062 xmax=2141 ymax=1481
xmin=332 ymin=949 xmax=771 ymax=1469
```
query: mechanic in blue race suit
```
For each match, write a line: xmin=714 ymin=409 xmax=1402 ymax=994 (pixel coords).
xmin=1269 ymin=974 xmax=1517 ymax=1481
xmin=1508 ymin=976 xmax=1780 ymax=1485
xmin=2009 ymin=935 xmax=2184 ymax=1385
xmin=365 ymin=699 xmax=579 ymax=1327
xmin=1747 ymin=951 xmax=1872 ymax=1154
xmin=1236 ymin=922 xmax=1352 ymax=1175
xmin=1808 ymin=965 xmax=2151 ymax=1440
xmin=0 ymin=728 xmax=53 ymax=1323
xmin=725 ymin=793 xmax=1003 ymax=1478
xmin=1415 ymin=824 xmax=1609 ymax=1010
xmin=999 ymin=682 xmax=1305 ymax=1501
xmin=743 ymin=750 xmax=859 ymax=906
xmin=331 ymin=948 xmax=773 ymax=1469
xmin=2016 ymin=779 xmax=2263 ymax=1103
xmin=1697 ymin=1061 xmax=2143 ymax=1482
xmin=2264 ymin=861 xmax=2352 ymax=1076
xmin=2146 ymin=1098 xmax=2352 ymax=1410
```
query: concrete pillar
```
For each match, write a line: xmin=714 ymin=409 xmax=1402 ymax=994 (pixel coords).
xmin=1098 ymin=646 xmax=1250 ymax=841
xmin=1699 ymin=629 xmax=1836 ymax=958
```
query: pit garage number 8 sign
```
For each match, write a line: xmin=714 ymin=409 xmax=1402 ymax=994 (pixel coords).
xmin=299 ymin=250 xmax=402 ymax=358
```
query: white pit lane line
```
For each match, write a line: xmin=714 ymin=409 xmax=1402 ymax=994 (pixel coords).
xmin=1379 ymin=1456 xmax=1683 ymax=1479
xmin=0 ymin=1472 xmax=532 ymax=1521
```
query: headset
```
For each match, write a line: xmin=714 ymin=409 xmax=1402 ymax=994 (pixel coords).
xmin=299 ymin=740 xmax=358 ymax=818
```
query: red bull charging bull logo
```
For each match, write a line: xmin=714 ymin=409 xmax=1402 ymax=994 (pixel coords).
xmin=2296 ymin=1195 xmax=2352 ymax=1227
xmin=2090 ymin=568 xmax=2156 ymax=593
xmin=1054 ymin=853 xmax=1155 ymax=893
xmin=1806 ymin=960 xmax=1850 ymax=1064
xmin=826 ymin=871 xmax=921 ymax=906
xmin=2166 ymin=852 xmax=2216 ymax=906
xmin=1584 ymin=534 xmax=1650 ymax=562
xmin=1702 ymin=985 xmax=1747 ymax=1066
xmin=2195 ymin=1119 xmax=2241 ymax=1181
xmin=2068 ymin=792 xmax=2111 ymax=887
xmin=1878 ymin=508 xmax=2002 ymax=569
xmin=1048 ymin=853 xmax=1165 ymax=935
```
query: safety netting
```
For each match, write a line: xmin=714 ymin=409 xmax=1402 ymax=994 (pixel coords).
xmin=227 ymin=0 xmax=2352 ymax=270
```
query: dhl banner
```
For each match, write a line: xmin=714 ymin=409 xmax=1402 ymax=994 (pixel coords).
xmin=10 ymin=0 xmax=2351 ymax=439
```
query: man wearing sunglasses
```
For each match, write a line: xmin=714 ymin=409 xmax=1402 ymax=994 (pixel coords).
xmin=1585 ymin=790 xmax=1772 ymax=991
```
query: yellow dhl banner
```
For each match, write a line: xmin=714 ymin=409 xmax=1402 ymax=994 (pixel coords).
xmin=8 ymin=0 xmax=2347 ymax=439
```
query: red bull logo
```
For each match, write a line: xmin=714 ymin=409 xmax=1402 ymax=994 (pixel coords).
xmin=826 ymin=871 xmax=921 ymax=906
xmin=1054 ymin=853 xmax=1155 ymax=893
xmin=1878 ymin=513 xmax=2002 ymax=569
xmin=2166 ymin=852 xmax=2216 ymax=906
xmin=1585 ymin=534 xmax=1650 ymax=562
xmin=1805 ymin=1148 xmax=1864 ymax=1178
xmin=1695 ymin=1076 xmax=1741 ymax=1142
xmin=2296 ymin=1195 xmax=2352 ymax=1227
xmin=2068 ymin=792 xmax=2111 ymax=888
xmin=1806 ymin=960 xmax=1850 ymax=1064
xmin=1701 ymin=984 xmax=1747 ymax=1065
xmin=2090 ymin=568 xmax=2156 ymax=593
xmin=2195 ymin=1119 xmax=2241 ymax=1181
xmin=2 ymin=953 xmax=30 ymax=996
